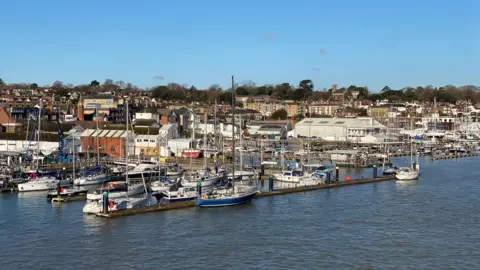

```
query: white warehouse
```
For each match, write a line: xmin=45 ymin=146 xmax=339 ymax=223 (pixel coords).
xmin=294 ymin=117 xmax=386 ymax=142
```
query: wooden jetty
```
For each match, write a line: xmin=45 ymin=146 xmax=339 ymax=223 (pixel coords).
xmin=94 ymin=175 xmax=396 ymax=219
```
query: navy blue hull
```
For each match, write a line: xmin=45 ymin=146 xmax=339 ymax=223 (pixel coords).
xmin=196 ymin=192 xmax=257 ymax=207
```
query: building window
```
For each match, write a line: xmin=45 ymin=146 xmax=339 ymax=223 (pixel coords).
xmin=110 ymin=146 xmax=115 ymax=152
xmin=150 ymin=139 xmax=156 ymax=143
xmin=137 ymin=139 xmax=141 ymax=142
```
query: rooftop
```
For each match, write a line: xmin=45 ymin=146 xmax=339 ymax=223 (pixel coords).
xmin=296 ymin=117 xmax=385 ymax=129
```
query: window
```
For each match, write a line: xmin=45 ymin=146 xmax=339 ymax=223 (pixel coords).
xmin=334 ymin=121 xmax=345 ymax=124
xmin=110 ymin=146 xmax=115 ymax=151
xmin=143 ymin=139 xmax=148 ymax=142
xmin=137 ymin=139 xmax=141 ymax=142
xmin=150 ymin=139 xmax=156 ymax=143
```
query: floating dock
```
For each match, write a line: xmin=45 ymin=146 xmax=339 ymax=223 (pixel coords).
xmin=94 ymin=175 xmax=396 ymax=219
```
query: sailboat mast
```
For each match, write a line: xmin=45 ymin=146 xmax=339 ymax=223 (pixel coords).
xmin=36 ymin=100 xmax=42 ymax=171
xmin=96 ymin=106 xmax=100 ymax=167
xmin=410 ymin=117 xmax=413 ymax=168
xmin=231 ymin=75 xmax=235 ymax=185
xmin=125 ymin=100 xmax=129 ymax=185
xmin=204 ymin=112 xmax=207 ymax=169
xmin=239 ymin=112 xmax=243 ymax=173
xmin=72 ymin=136 xmax=76 ymax=181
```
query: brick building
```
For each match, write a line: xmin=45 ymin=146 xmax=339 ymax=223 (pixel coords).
xmin=79 ymin=129 xmax=135 ymax=158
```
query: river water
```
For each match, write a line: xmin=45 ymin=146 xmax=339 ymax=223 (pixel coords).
xmin=1 ymin=156 xmax=479 ymax=269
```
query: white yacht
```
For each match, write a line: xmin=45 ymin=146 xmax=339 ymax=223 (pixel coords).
xmin=395 ymin=166 xmax=419 ymax=180
xmin=181 ymin=170 xmax=222 ymax=187
xmin=85 ymin=181 xmax=145 ymax=201
xmin=18 ymin=175 xmax=69 ymax=192
xmin=124 ymin=163 xmax=159 ymax=180
xmin=73 ymin=173 xmax=111 ymax=186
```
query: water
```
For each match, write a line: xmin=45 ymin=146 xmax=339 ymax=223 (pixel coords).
xmin=1 ymin=156 xmax=480 ymax=269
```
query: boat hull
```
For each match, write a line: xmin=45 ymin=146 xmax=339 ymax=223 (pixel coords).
xmin=196 ymin=192 xmax=257 ymax=207
xmin=73 ymin=175 xmax=112 ymax=186
xmin=86 ymin=185 xmax=145 ymax=200
xmin=18 ymin=179 xmax=69 ymax=192
xmin=182 ymin=177 xmax=220 ymax=187
xmin=395 ymin=171 xmax=419 ymax=180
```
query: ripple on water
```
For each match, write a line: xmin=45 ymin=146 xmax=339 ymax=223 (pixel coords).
xmin=1 ymin=156 xmax=480 ymax=269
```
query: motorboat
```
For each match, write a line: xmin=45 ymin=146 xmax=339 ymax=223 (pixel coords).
xmin=150 ymin=178 xmax=175 ymax=193
xmin=73 ymin=173 xmax=112 ymax=186
xmin=123 ymin=163 xmax=159 ymax=180
xmin=383 ymin=166 xmax=399 ymax=176
xmin=196 ymin=187 xmax=258 ymax=207
xmin=17 ymin=174 xmax=69 ymax=192
xmin=164 ymin=164 xmax=184 ymax=177
xmin=155 ymin=182 xmax=198 ymax=203
xmin=47 ymin=187 xmax=89 ymax=201
xmin=85 ymin=181 xmax=145 ymax=201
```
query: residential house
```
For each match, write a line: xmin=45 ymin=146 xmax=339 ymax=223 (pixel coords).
xmin=158 ymin=123 xmax=179 ymax=141
xmin=135 ymin=134 xmax=160 ymax=157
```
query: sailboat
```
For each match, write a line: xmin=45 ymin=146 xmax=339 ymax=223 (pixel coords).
xmin=49 ymin=136 xmax=88 ymax=202
xmin=83 ymin=100 xmax=155 ymax=213
xmin=74 ymin=108 xmax=111 ymax=185
xmin=182 ymin=112 xmax=223 ymax=188
xmin=396 ymin=117 xmax=420 ymax=181
xmin=196 ymin=76 xmax=259 ymax=208
xmin=18 ymin=100 xmax=69 ymax=192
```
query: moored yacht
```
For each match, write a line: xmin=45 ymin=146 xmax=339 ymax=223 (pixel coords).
xmin=18 ymin=174 xmax=69 ymax=192
xmin=73 ymin=173 xmax=112 ymax=186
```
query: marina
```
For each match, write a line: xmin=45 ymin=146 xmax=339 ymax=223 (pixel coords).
xmin=1 ymin=155 xmax=479 ymax=269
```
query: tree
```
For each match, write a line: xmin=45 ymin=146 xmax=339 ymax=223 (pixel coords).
xmin=30 ymin=83 xmax=38 ymax=89
xmin=235 ymin=87 xmax=249 ymax=96
xmin=271 ymin=109 xmax=288 ymax=120
xmin=52 ymin=80 xmax=64 ymax=89
xmin=0 ymin=78 xmax=4 ymax=91
xmin=299 ymin=79 xmax=314 ymax=92
xmin=90 ymin=80 xmax=100 ymax=88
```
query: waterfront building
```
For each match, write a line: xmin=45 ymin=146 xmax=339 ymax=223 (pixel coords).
xmin=135 ymin=134 xmax=161 ymax=157
xmin=294 ymin=117 xmax=385 ymax=142
xmin=79 ymin=129 xmax=135 ymax=157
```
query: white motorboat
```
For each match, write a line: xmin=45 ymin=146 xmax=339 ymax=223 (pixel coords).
xmin=274 ymin=170 xmax=309 ymax=183
xmin=123 ymin=163 xmax=159 ymax=180
xmin=83 ymin=195 xmax=157 ymax=214
xmin=150 ymin=178 xmax=175 ymax=193
xmin=85 ymin=181 xmax=145 ymax=201
xmin=73 ymin=173 xmax=112 ymax=186
xmin=18 ymin=175 xmax=69 ymax=192
xmin=165 ymin=164 xmax=184 ymax=177
xmin=158 ymin=185 xmax=198 ymax=203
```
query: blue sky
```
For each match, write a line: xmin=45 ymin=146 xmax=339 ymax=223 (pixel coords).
xmin=1 ymin=0 xmax=479 ymax=91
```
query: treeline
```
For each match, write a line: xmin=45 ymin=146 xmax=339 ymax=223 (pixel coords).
xmin=2 ymin=77 xmax=480 ymax=104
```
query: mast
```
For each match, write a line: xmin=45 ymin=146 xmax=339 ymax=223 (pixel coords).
xmin=72 ymin=136 xmax=76 ymax=181
xmin=125 ymin=99 xmax=129 ymax=188
xmin=190 ymin=105 xmax=194 ymax=171
xmin=410 ymin=117 xmax=413 ymax=168
xmin=239 ymin=112 xmax=243 ymax=173
xmin=96 ymin=105 xmax=100 ymax=167
xmin=36 ymin=100 xmax=42 ymax=171
xmin=204 ymin=112 xmax=207 ymax=169
xmin=231 ymin=75 xmax=235 ymax=186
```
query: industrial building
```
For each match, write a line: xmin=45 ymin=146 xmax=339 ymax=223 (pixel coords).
xmin=294 ymin=117 xmax=385 ymax=141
